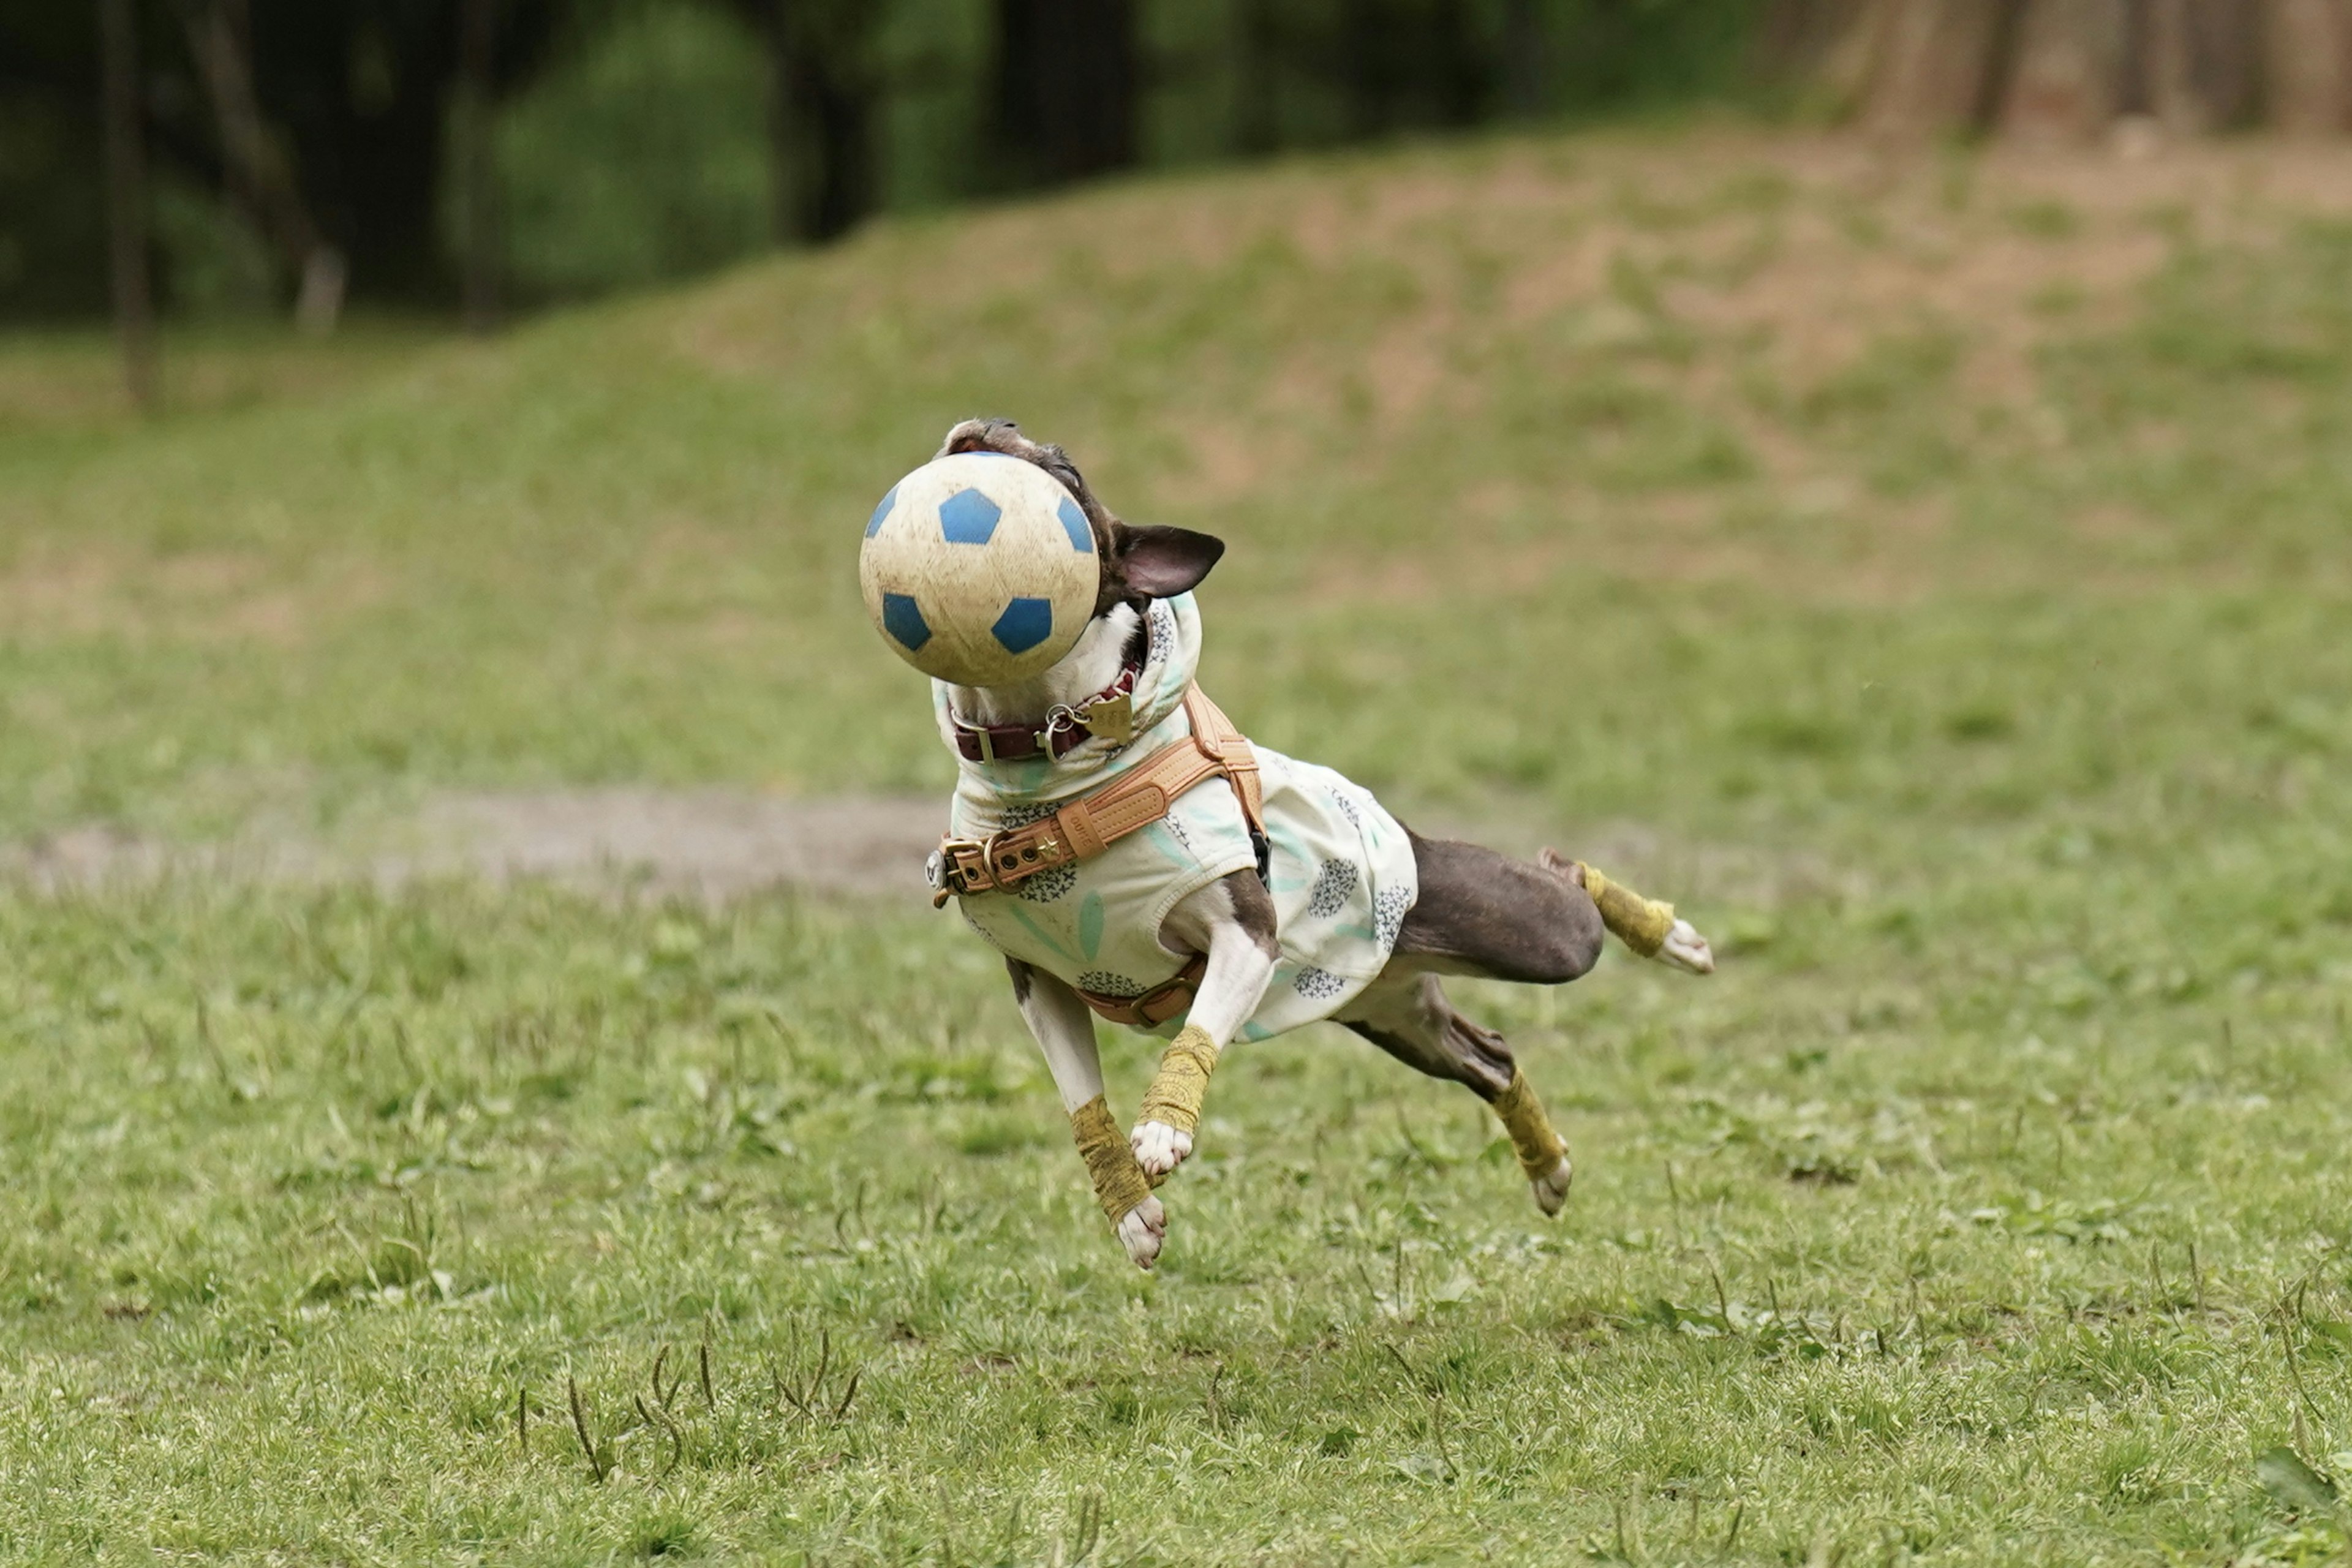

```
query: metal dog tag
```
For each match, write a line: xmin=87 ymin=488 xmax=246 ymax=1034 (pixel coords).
xmin=1082 ymin=693 xmax=1134 ymax=744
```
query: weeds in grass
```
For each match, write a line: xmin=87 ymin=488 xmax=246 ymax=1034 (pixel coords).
xmin=769 ymin=1321 xmax=862 ymax=1425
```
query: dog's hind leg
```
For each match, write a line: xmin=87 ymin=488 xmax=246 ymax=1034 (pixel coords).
xmin=1537 ymin=848 xmax=1714 ymax=974
xmin=1394 ymin=831 xmax=1714 ymax=979
xmin=1336 ymin=971 xmax=1575 ymax=1216
xmin=1006 ymin=958 xmax=1166 ymax=1270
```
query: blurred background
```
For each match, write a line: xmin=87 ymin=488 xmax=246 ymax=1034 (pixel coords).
xmin=10 ymin=1 xmax=2350 ymax=342
xmin=2 ymin=0 xmax=2350 ymax=863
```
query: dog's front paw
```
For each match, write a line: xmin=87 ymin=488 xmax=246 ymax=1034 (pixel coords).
xmin=1130 ymin=1119 xmax=1194 ymax=1177
xmin=1659 ymin=918 xmax=1714 ymax=975
xmin=1117 ymin=1195 xmax=1166 ymax=1270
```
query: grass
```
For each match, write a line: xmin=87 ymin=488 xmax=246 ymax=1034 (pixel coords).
xmin=5 ymin=126 xmax=2352 ymax=1561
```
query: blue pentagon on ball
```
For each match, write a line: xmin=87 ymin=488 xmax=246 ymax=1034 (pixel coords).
xmin=938 ymin=488 xmax=1002 ymax=545
xmin=1057 ymin=497 xmax=1091 ymax=552
xmin=865 ymin=484 xmax=899 ymax=538
xmin=881 ymin=592 xmax=932 ymax=652
xmin=992 ymin=597 xmax=1053 ymax=654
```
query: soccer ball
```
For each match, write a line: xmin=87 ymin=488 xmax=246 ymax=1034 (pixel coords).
xmin=859 ymin=452 xmax=1101 ymax=687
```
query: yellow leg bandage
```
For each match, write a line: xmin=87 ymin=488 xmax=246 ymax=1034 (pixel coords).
xmin=1135 ymin=1024 xmax=1219 ymax=1136
xmin=1491 ymin=1067 xmax=1569 ymax=1183
xmin=1577 ymin=863 xmax=1675 ymax=958
xmin=1069 ymin=1096 xmax=1152 ymax=1226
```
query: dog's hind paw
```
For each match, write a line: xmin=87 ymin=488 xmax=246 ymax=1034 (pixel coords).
xmin=1117 ymin=1195 xmax=1166 ymax=1270
xmin=1529 ymin=1155 xmax=1574 ymax=1217
xmin=1659 ymin=918 xmax=1714 ymax=975
xmin=1130 ymin=1119 xmax=1194 ymax=1178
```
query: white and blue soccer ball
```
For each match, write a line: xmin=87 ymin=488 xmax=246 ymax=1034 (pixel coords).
xmin=859 ymin=451 xmax=1101 ymax=687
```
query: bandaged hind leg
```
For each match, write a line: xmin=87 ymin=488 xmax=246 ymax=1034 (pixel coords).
xmin=1131 ymin=877 xmax=1280 ymax=1179
xmin=1539 ymin=848 xmax=1714 ymax=974
xmin=1490 ymin=1066 xmax=1574 ymax=1215
xmin=1338 ymin=970 xmax=1574 ymax=1215
xmin=1006 ymin=959 xmax=1165 ymax=1268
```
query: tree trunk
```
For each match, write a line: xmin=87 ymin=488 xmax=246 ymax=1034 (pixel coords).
xmin=1754 ymin=0 xmax=1881 ymax=108
xmin=756 ymin=0 xmax=799 ymax=243
xmin=1502 ymin=0 xmax=1545 ymax=118
xmin=1232 ymin=0 xmax=1279 ymax=154
xmin=456 ymin=0 xmax=501 ymax=333
xmin=2266 ymin=0 xmax=2352 ymax=134
xmin=176 ymin=0 xmax=346 ymax=330
xmin=796 ymin=39 xmax=875 ymax=238
xmin=994 ymin=0 xmax=1139 ymax=183
xmin=2000 ymin=0 xmax=2127 ymax=140
xmin=748 ymin=0 xmax=876 ymax=243
xmin=2135 ymin=0 xmax=2258 ymax=130
xmin=1863 ymin=0 xmax=2026 ymax=134
xmin=2144 ymin=0 xmax=2261 ymax=131
xmin=1338 ymin=0 xmax=1384 ymax=138
xmin=1800 ymin=0 xmax=2340 ymax=136
xmin=99 ymin=0 xmax=158 ymax=411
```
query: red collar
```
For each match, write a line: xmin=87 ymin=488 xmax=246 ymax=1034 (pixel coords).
xmin=953 ymin=663 xmax=1140 ymax=764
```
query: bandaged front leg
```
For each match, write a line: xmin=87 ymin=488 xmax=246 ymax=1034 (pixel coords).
xmin=1071 ymin=1095 xmax=1166 ymax=1268
xmin=1552 ymin=853 xmax=1714 ymax=974
xmin=1132 ymin=1024 xmax=1218 ymax=1179
xmin=1491 ymin=1066 xmax=1575 ymax=1217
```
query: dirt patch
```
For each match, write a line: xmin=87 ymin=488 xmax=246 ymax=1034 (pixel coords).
xmin=0 ymin=785 xmax=1823 ymax=914
xmin=0 ymin=789 xmax=946 ymax=906
xmin=381 ymin=789 xmax=944 ymax=899
xmin=1 ymin=784 xmax=1840 ymax=925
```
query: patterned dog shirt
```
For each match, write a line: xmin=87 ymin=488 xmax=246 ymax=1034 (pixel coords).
xmin=938 ymin=594 xmax=1419 ymax=1042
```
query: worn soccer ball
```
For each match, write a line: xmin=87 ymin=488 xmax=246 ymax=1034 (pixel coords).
xmin=859 ymin=452 xmax=1101 ymax=686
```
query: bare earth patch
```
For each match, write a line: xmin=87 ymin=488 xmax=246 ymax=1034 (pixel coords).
xmin=0 ymin=790 xmax=946 ymax=905
xmin=0 ymin=787 xmax=1822 ymax=919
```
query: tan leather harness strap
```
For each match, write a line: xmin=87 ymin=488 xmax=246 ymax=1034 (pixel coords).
xmin=1077 ymin=951 xmax=1207 ymax=1028
xmin=1183 ymin=685 xmax=1264 ymax=839
xmin=931 ymin=683 xmax=1265 ymax=910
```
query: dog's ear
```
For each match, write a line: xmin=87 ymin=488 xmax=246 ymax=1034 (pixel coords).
xmin=1105 ymin=522 xmax=1226 ymax=601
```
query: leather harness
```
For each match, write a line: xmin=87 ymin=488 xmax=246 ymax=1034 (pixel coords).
xmin=933 ymin=684 xmax=1265 ymax=1028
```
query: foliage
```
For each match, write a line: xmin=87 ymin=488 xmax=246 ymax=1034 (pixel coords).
xmin=3 ymin=0 xmax=1772 ymax=320
xmin=486 ymin=2 xmax=772 ymax=298
xmin=2 ymin=126 xmax=2352 ymax=1558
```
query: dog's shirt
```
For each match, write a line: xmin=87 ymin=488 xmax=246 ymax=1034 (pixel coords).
xmin=939 ymin=594 xmax=1417 ymax=1042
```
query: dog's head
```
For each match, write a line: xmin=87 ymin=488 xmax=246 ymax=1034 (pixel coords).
xmin=936 ymin=419 xmax=1225 ymax=622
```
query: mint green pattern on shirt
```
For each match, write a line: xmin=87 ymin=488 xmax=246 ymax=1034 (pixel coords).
xmin=941 ymin=594 xmax=1417 ymax=1039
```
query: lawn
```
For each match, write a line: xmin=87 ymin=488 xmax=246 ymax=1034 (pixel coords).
xmin=3 ymin=127 xmax=2351 ymax=1563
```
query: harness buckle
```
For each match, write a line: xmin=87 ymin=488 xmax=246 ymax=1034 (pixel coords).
xmin=931 ymin=837 xmax=994 ymax=907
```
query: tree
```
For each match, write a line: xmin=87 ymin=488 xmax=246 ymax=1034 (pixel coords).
xmin=731 ymin=0 xmax=881 ymax=243
xmin=173 ymin=0 xmax=347 ymax=330
xmin=1768 ymin=0 xmax=2349 ymax=138
xmin=1232 ymin=0 xmax=1281 ymax=154
xmin=99 ymin=0 xmax=158 ymax=408
xmin=456 ymin=0 xmax=503 ymax=333
xmin=991 ymin=0 xmax=1139 ymax=184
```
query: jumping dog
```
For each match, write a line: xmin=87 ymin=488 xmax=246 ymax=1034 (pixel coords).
xmin=920 ymin=418 xmax=1713 ymax=1268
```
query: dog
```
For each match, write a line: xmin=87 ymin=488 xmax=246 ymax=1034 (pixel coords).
xmin=918 ymin=418 xmax=1713 ymax=1268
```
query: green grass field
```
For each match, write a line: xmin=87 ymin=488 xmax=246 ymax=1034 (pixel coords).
xmin=4 ymin=128 xmax=2352 ymax=1564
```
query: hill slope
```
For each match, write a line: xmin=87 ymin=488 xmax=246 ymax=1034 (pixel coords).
xmin=2 ymin=128 xmax=2350 ymax=863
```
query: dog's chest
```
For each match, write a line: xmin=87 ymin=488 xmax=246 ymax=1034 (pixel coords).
xmin=952 ymin=745 xmax=1418 ymax=1042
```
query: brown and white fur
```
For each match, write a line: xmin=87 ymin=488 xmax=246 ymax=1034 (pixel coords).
xmin=933 ymin=418 xmax=1713 ymax=1268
